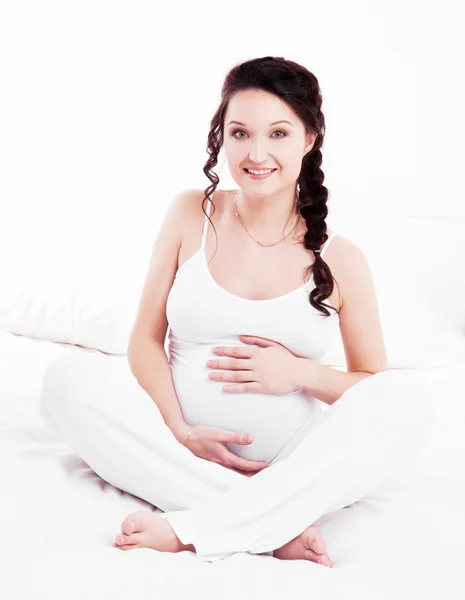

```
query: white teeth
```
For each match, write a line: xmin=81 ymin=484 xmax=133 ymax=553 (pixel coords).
xmin=246 ymin=168 xmax=275 ymax=175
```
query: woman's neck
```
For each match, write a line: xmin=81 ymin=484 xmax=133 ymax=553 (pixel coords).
xmin=234 ymin=188 xmax=302 ymax=234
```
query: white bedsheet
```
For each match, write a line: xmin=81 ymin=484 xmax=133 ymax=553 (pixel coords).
xmin=2 ymin=329 xmax=465 ymax=600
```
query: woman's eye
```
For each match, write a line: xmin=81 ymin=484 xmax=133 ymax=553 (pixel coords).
xmin=231 ymin=129 xmax=287 ymax=139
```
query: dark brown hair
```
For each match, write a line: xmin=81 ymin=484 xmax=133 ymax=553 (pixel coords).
xmin=201 ymin=55 xmax=339 ymax=317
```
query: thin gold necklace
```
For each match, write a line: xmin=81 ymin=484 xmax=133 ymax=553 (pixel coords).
xmin=234 ymin=189 xmax=301 ymax=248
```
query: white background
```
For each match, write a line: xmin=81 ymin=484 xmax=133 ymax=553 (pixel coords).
xmin=1 ymin=0 xmax=464 ymax=277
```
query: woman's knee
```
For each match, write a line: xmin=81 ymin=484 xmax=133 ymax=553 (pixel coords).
xmin=40 ymin=351 xmax=169 ymax=435
xmin=40 ymin=352 xmax=110 ymax=418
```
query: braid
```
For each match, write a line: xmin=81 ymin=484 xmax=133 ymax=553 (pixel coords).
xmin=297 ymin=135 xmax=336 ymax=316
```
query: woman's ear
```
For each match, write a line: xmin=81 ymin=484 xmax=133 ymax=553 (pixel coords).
xmin=305 ymin=132 xmax=318 ymax=154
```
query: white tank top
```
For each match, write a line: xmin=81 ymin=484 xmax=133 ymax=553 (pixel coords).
xmin=166 ymin=192 xmax=340 ymax=463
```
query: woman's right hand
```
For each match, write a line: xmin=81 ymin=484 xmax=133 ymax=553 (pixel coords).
xmin=172 ymin=422 xmax=270 ymax=477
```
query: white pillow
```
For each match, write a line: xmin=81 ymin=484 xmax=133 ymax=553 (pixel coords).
xmin=0 ymin=265 xmax=142 ymax=355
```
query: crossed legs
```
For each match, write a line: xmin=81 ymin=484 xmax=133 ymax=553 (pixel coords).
xmin=40 ymin=353 xmax=434 ymax=563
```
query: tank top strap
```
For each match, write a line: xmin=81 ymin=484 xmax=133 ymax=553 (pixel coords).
xmin=200 ymin=194 xmax=213 ymax=250
xmin=320 ymin=231 xmax=337 ymax=258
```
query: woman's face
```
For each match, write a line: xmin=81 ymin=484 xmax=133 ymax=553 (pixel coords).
xmin=223 ymin=89 xmax=316 ymax=196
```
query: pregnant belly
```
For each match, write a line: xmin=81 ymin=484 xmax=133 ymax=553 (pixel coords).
xmin=170 ymin=361 xmax=323 ymax=464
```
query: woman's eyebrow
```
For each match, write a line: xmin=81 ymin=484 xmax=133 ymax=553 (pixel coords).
xmin=227 ymin=120 xmax=294 ymax=128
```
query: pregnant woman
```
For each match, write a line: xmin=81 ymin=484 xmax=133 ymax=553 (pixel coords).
xmin=40 ymin=56 xmax=434 ymax=566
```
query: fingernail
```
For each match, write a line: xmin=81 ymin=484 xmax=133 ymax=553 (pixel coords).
xmin=246 ymin=435 xmax=253 ymax=443
xmin=130 ymin=521 xmax=135 ymax=532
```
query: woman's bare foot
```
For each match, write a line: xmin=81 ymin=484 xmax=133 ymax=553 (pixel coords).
xmin=273 ymin=524 xmax=333 ymax=567
xmin=114 ymin=510 xmax=195 ymax=553
xmin=114 ymin=511 xmax=332 ymax=567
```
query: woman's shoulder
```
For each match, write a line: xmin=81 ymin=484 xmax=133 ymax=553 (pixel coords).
xmin=175 ymin=188 xmax=229 ymax=252
xmin=324 ymin=232 xmax=369 ymax=303
xmin=180 ymin=188 xmax=229 ymax=219
xmin=326 ymin=232 xmax=363 ymax=262
xmin=171 ymin=188 xmax=222 ymax=233
xmin=324 ymin=230 xmax=364 ymax=272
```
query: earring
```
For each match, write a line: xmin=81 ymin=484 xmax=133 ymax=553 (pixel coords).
xmin=296 ymin=183 xmax=300 ymax=195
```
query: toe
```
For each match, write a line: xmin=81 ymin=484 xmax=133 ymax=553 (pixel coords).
xmin=318 ymin=553 xmax=333 ymax=567
xmin=305 ymin=549 xmax=332 ymax=567
xmin=115 ymin=534 xmax=127 ymax=545
xmin=120 ymin=510 xmax=154 ymax=536
xmin=114 ymin=543 xmax=139 ymax=551
xmin=115 ymin=532 xmax=141 ymax=546
xmin=121 ymin=515 xmax=138 ymax=536
xmin=303 ymin=525 xmax=327 ymax=555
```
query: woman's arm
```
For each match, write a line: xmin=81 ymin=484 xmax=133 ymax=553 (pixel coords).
xmin=296 ymin=242 xmax=388 ymax=406
xmin=129 ymin=335 xmax=190 ymax=443
xmin=294 ymin=360 xmax=374 ymax=406
xmin=127 ymin=189 xmax=197 ymax=444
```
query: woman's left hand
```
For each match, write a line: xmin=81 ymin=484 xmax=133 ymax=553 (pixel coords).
xmin=206 ymin=335 xmax=303 ymax=395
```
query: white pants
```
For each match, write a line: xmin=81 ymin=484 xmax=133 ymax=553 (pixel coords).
xmin=40 ymin=352 xmax=434 ymax=562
